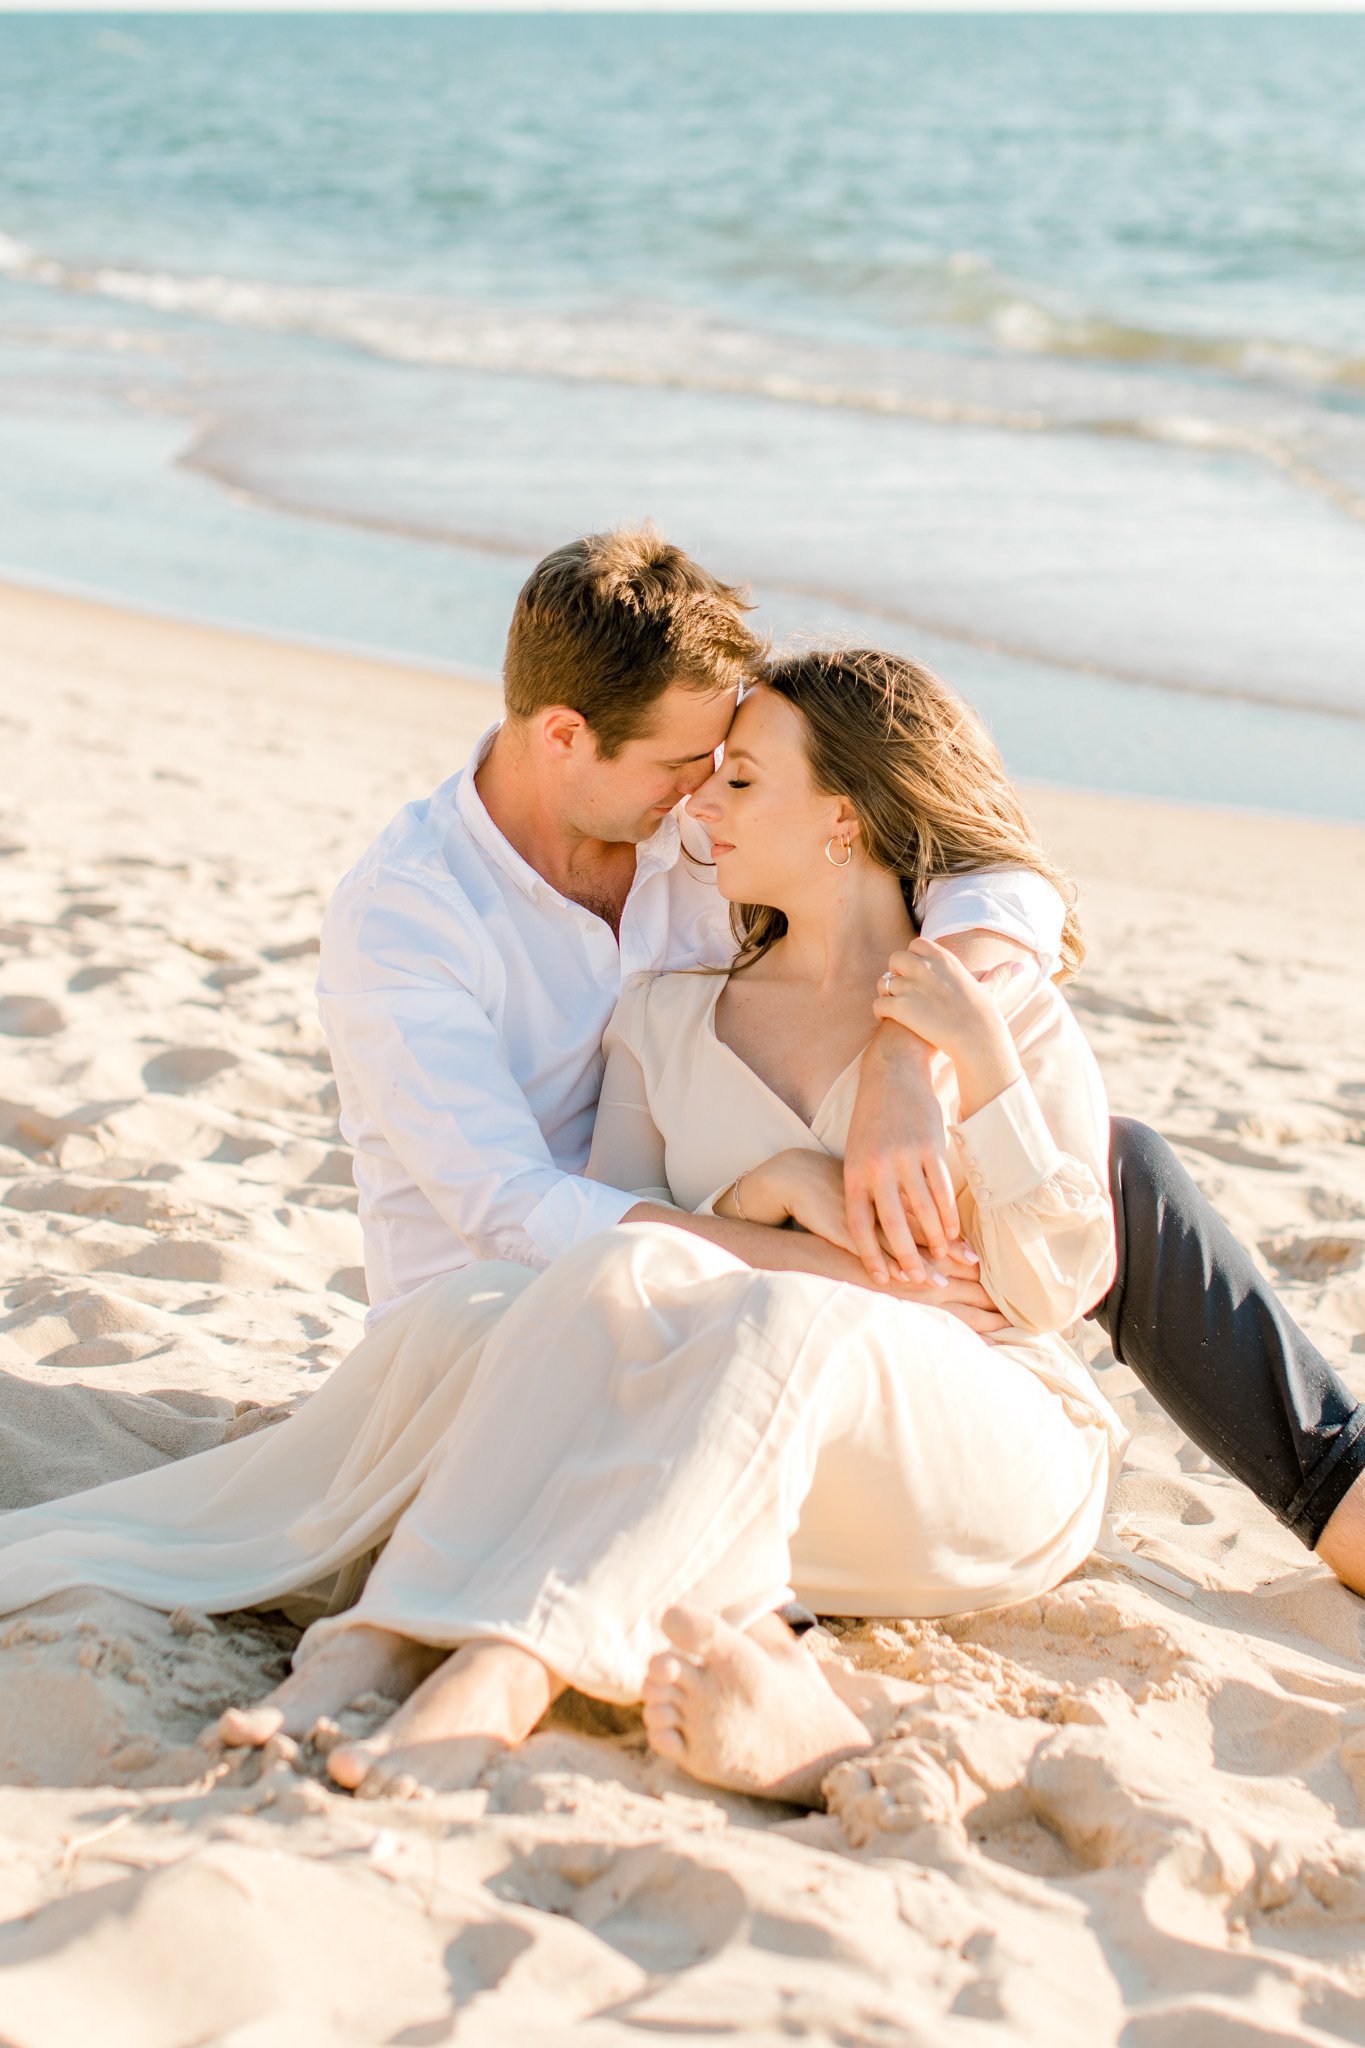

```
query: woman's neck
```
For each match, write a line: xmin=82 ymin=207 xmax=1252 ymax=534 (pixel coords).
xmin=760 ymin=869 xmax=914 ymax=991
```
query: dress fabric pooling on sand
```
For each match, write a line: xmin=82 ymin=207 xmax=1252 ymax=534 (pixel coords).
xmin=0 ymin=968 xmax=1125 ymax=1700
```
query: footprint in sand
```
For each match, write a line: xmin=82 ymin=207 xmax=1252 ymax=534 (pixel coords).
xmin=308 ymin=1149 xmax=357 ymax=1188
xmin=104 ymin=1239 xmax=289 ymax=1290
xmin=0 ymin=1281 xmax=170 ymax=1367
xmin=141 ymin=1047 xmax=239 ymax=1093
xmin=2 ymin=1175 xmax=195 ymax=1230
xmin=59 ymin=898 xmax=118 ymax=925
xmin=1260 ymin=1234 xmax=1364 ymax=1282
xmin=43 ymin=1331 xmax=168 ymax=1370
xmin=67 ymin=965 xmax=130 ymax=994
xmin=0 ymin=1097 xmax=112 ymax=1168
xmin=1238 ymin=1110 xmax=1364 ymax=1148
xmin=0 ymin=995 xmax=64 ymax=1037
xmin=260 ymin=937 xmax=320 ymax=963
xmin=1068 ymin=989 xmax=1177 ymax=1028
xmin=326 ymin=1266 xmax=368 ymax=1304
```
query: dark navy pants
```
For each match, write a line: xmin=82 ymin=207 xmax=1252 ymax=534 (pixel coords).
xmin=1091 ymin=1118 xmax=1365 ymax=1549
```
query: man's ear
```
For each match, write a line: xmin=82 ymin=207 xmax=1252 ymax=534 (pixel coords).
xmin=541 ymin=706 xmax=589 ymax=758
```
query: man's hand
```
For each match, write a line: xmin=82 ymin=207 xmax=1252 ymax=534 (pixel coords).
xmin=844 ymin=930 xmax=1036 ymax=1285
xmin=821 ymin=1236 xmax=1008 ymax=1335
xmin=842 ymin=1027 xmax=962 ymax=1286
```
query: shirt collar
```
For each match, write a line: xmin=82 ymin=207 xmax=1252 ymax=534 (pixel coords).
xmin=452 ymin=720 xmax=683 ymax=903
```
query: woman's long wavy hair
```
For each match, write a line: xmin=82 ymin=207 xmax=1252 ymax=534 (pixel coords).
xmin=727 ymin=649 xmax=1084 ymax=981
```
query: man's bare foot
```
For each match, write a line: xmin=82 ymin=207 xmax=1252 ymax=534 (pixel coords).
xmin=641 ymin=1605 xmax=873 ymax=1808
xmin=1316 ymin=1468 xmax=1365 ymax=1599
xmin=211 ymin=1626 xmax=445 ymax=1749
xmin=326 ymin=1637 xmax=559 ymax=1797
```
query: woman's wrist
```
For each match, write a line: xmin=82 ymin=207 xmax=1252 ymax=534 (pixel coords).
xmin=720 ymin=1154 xmax=793 ymax=1227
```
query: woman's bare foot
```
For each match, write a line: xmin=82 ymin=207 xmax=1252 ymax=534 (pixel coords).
xmin=211 ymin=1626 xmax=445 ymax=1749
xmin=326 ymin=1638 xmax=559 ymax=1797
xmin=642 ymin=1605 xmax=873 ymax=1807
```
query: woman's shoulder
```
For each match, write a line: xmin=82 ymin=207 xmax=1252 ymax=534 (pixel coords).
xmin=605 ymin=969 xmax=719 ymax=1059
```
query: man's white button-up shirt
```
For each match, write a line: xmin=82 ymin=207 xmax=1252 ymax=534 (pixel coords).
xmin=317 ymin=725 xmax=1066 ymax=1324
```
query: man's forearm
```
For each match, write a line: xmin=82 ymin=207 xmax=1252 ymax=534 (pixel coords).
xmin=621 ymin=1200 xmax=1004 ymax=1328
xmin=622 ymin=1200 xmax=867 ymax=1282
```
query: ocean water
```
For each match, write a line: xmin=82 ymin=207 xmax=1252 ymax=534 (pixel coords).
xmin=1 ymin=11 xmax=1363 ymax=817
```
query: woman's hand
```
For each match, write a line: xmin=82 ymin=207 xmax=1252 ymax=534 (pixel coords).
xmin=715 ymin=1149 xmax=1006 ymax=1331
xmin=872 ymin=937 xmax=1003 ymax=1057
xmin=741 ymin=1148 xmax=865 ymax=1255
xmin=873 ymin=939 xmax=1024 ymax=1121
xmin=742 ymin=1149 xmax=977 ymax=1285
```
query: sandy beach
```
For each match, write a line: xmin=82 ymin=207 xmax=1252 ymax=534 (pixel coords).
xmin=2 ymin=576 xmax=1364 ymax=2047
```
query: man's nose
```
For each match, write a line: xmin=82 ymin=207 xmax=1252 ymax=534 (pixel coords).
xmin=686 ymin=775 xmax=721 ymax=818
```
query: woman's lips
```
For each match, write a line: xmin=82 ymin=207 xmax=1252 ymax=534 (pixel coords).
xmin=709 ymin=839 xmax=735 ymax=857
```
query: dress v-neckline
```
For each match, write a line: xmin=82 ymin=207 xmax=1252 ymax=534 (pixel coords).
xmin=703 ymin=975 xmax=867 ymax=1139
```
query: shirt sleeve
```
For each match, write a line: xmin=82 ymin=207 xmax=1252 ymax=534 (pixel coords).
xmin=948 ymin=1007 xmax=1116 ymax=1335
xmin=317 ymin=867 xmax=638 ymax=1270
xmin=917 ymin=867 xmax=1067 ymax=979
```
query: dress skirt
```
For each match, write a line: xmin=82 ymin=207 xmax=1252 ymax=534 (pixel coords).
xmin=0 ymin=1261 xmax=536 ymax=1626
xmin=303 ymin=1223 xmax=1119 ymax=1703
xmin=0 ymin=1224 xmax=1117 ymax=1706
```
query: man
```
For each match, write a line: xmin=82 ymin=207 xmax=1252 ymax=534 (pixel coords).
xmin=312 ymin=524 xmax=1365 ymax=1771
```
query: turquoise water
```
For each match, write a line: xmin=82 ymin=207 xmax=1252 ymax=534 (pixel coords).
xmin=1 ymin=13 xmax=1363 ymax=816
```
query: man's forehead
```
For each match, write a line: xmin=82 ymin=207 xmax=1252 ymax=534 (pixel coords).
xmin=646 ymin=682 xmax=740 ymax=751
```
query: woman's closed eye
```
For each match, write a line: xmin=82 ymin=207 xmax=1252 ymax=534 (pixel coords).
xmin=726 ymin=778 xmax=750 ymax=790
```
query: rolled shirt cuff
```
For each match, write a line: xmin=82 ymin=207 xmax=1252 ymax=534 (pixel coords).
xmin=918 ymin=871 xmax=1065 ymax=980
xmin=520 ymin=1174 xmax=644 ymax=1264
xmin=950 ymin=1076 xmax=1063 ymax=1208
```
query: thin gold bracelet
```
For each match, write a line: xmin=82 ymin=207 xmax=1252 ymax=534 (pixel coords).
xmin=730 ymin=1171 xmax=748 ymax=1223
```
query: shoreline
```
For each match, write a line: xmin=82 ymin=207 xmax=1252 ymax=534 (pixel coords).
xmin=0 ymin=570 xmax=503 ymax=708
xmin=3 ymin=568 xmax=1362 ymax=837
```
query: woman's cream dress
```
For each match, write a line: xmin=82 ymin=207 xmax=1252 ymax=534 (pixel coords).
xmin=0 ymin=967 xmax=1126 ymax=1704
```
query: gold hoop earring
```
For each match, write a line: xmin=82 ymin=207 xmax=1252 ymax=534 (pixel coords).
xmin=823 ymin=836 xmax=853 ymax=869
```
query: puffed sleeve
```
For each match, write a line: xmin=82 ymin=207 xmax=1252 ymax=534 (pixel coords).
xmin=950 ymin=1000 xmax=1116 ymax=1335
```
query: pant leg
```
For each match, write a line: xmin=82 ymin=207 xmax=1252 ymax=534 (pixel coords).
xmin=1088 ymin=1117 xmax=1365 ymax=1548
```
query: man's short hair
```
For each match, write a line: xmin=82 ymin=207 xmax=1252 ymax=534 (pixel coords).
xmin=503 ymin=524 xmax=760 ymax=757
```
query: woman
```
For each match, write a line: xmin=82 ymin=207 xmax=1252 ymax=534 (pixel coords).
xmin=0 ymin=650 xmax=1124 ymax=1803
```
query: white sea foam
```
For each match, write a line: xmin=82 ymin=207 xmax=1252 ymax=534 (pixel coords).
xmin=4 ymin=228 xmax=1363 ymax=438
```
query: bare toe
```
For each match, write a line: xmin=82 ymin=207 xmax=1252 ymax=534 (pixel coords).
xmin=642 ymin=1691 xmax=687 ymax=1761
xmin=213 ymin=1703 xmax=284 ymax=1749
xmin=644 ymin=1650 xmax=688 ymax=1697
xmin=326 ymin=1740 xmax=375 ymax=1791
xmin=654 ymin=1605 xmax=872 ymax=1807
xmin=661 ymin=1604 xmax=724 ymax=1657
